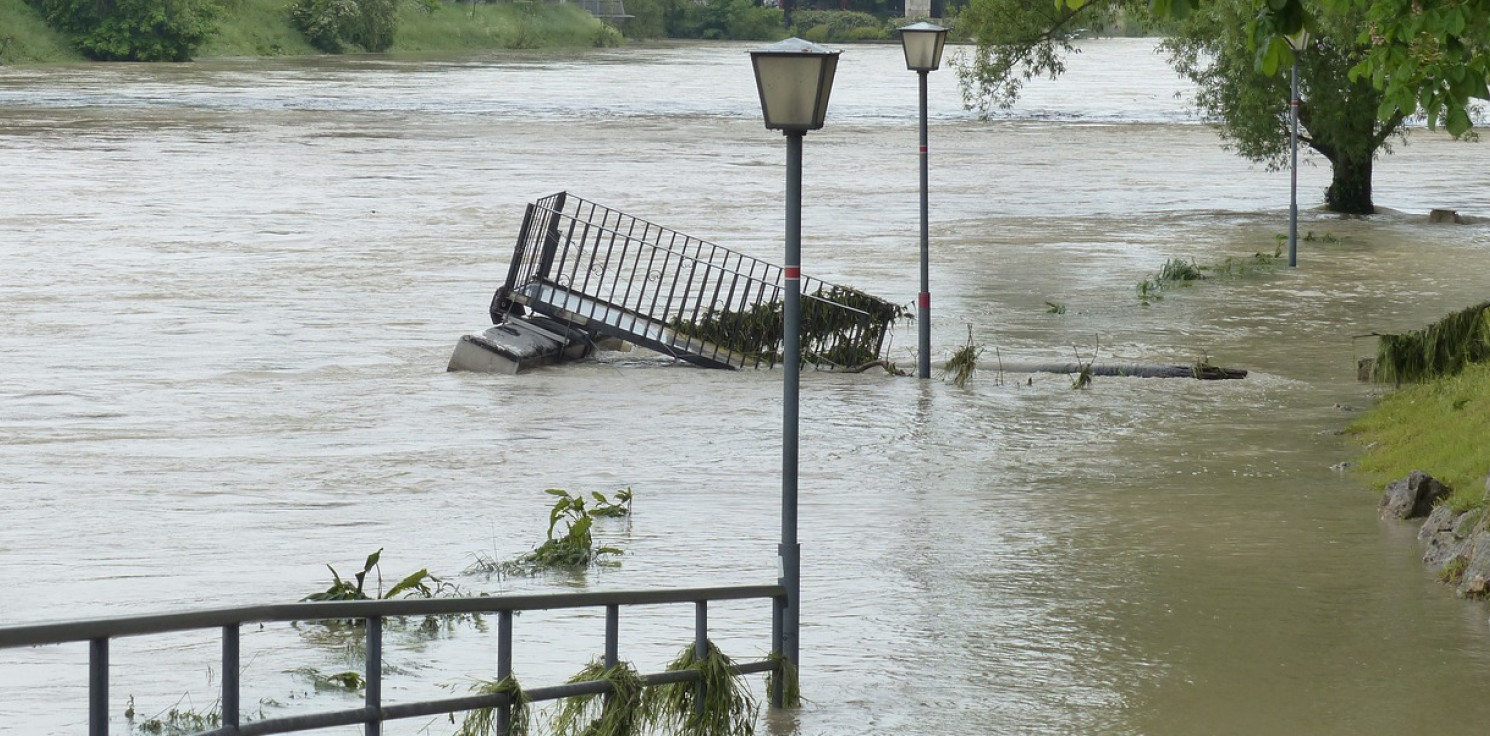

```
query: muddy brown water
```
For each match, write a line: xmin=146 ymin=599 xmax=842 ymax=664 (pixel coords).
xmin=3 ymin=39 xmax=1490 ymax=735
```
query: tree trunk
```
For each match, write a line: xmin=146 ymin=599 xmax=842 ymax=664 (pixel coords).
xmin=1324 ymin=152 xmax=1375 ymax=215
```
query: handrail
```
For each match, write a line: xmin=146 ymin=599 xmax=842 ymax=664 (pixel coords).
xmin=500 ymin=192 xmax=903 ymax=370
xmin=1 ymin=584 xmax=787 ymax=736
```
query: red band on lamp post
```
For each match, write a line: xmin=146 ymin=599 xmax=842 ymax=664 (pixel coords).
xmin=918 ymin=292 xmax=930 ymax=308
xmin=785 ymin=266 xmax=800 ymax=279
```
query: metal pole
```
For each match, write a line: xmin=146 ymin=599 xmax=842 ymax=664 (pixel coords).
xmin=780 ymin=130 xmax=803 ymax=682
xmin=917 ymin=69 xmax=932 ymax=379
xmin=365 ymin=617 xmax=382 ymax=736
xmin=89 ymin=638 xmax=107 ymax=736
xmin=222 ymin=624 xmax=240 ymax=731
xmin=497 ymin=610 xmax=512 ymax=736
xmin=1289 ymin=57 xmax=1300 ymax=268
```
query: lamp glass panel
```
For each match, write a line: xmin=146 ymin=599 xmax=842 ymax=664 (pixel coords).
xmin=752 ymin=54 xmax=836 ymax=130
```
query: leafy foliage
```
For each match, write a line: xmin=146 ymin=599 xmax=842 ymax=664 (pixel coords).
xmin=454 ymin=676 xmax=531 ymax=736
xmin=470 ymin=489 xmax=626 ymax=576
xmin=625 ymin=0 xmax=782 ymax=40
xmin=288 ymin=0 xmax=399 ymax=52
xmin=31 ymin=0 xmax=219 ymax=60
xmin=551 ymin=660 xmax=655 ymax=736
xmin=671 ymin=286 xmax=907 ymax=370
xmin=650 ymin=641 xmax=759 ymax=736
xmin=302 ymin=548 xmax=435 ymax=602
xmin=943 ymin=325 xmax=983 ymax=388
xmin=1161 ymin=0 xmax=1407 ymax=214
xmin=1372 ymin=301 xmax=1490 ymax=384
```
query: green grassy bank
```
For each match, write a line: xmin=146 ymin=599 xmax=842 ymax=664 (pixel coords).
xmin=0 ymin=0 xmax=82 ymax=64
xmin=1 ymin=0 xmax=617 ymax=65
xmin=1349 ymin=361 xmax=1490 ymax=512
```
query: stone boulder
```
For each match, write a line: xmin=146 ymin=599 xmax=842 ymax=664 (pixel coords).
xmin=1456 ymin=530 xmax=1490 ymax=598
xmin=1380 ymin=471 xmax=1451 ymax=520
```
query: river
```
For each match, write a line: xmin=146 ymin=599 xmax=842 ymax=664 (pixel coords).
xmin=3 ymin=38 xmax=1490 ymax=735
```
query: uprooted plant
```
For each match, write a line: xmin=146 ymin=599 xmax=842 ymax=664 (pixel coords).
xmin=943 ymin=325 xmax=983 ymax=389
xmin=550 ymin=660 xmax=654 ymax=736
xmin=471 ymin=489 xmax=626 ymax=577
xmin=650 ymin=640 xmax=759 ymax=736
xmin=452 ymin=676 xmax=531 ymax=736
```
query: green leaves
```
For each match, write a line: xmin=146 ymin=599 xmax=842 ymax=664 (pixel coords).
xmin=34 ymin=0 xmax=218 ymax=60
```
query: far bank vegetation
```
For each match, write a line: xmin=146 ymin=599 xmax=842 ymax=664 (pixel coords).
xmin=1 ymin=0 xmax=964 ymax=65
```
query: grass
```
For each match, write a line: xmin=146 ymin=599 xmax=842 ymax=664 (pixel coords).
xmin=943 ymin=325 xmax=982 ymax=388
xmin=1371 ymin=301 xmax=1490 ymax=385
xmin=198 ymin=0 xmax=319 ymax=57
xmin=454 ymin=676 xmax=530 ymax=736
xmin=0 ymin=0 xmax=83 ymax=64
xmin=551 ymin=660 xmax=653 ymax=736
xmin=391 ymin=1 xmax=613 ymax=52
xmin=1347 ymin=361 xmax=1490 ymax=512
xmin=650 ymin=641 xmax=758 ymax=736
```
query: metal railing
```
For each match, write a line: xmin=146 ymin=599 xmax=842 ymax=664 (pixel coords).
xmin=496 ymin=192 xmax=902 ymax=370
xmin=0 ymin=584 xmax=785 ymax=736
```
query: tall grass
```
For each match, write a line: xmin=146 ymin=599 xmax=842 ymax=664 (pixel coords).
xmin=0 ymin=0 xmax=82 ymax=64
xmin=199 ymin=0 xmax=319 ymax=57
xmin=1348 ymin=361 xmax=1490 ymax=512
xmin=394 ymin=2 xmax=610 ymax=52
xmin=1373 ymin=301 xmax=1490 ymax=384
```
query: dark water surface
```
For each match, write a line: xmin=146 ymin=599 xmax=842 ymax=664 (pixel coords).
xmin=3 ymin=39 xmax=1490 ymax=735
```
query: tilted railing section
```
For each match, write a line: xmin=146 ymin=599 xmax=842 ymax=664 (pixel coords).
xmin=0 ymin=585 xmax=785 ymax=736
xmin=497 ymin=192 xmax=902 ymax=370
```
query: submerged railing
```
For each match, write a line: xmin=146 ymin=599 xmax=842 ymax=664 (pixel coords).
xmin=0 ymin=584 xmax=785 ymax=736
xmin=495 ymin=192 xmax=904 ymax=370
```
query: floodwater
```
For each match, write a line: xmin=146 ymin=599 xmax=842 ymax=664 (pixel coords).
xmin=3 ymin=38 xmax=1490 ymax=735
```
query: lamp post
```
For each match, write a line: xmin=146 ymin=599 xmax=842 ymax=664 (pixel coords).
xmin=898 ymin=21 xmax=948 ymax=379
xmin=750 ymin=37 xmax=839 ymax=708
xmin=1286 ymin=27 xmax=1309 ymax=268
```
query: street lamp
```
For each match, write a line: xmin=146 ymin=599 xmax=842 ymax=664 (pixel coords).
xmin=1286 ymin=27 xmax=1310 ymax=268
xmin=749 ymin=36 xmax=839 ymax=708
xmin=898 ymin=21 xmax=948 ymax=379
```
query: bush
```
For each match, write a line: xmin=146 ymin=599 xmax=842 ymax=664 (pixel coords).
xmin=289 ymin=0 xmax=399 ymax=53
xmin=31 ymin=0 xmax=219 ymax=60
xmin=669 ymin=0 xmax=782 ymax=40
xmin=788 ymin=9 xmax=885 ymax=42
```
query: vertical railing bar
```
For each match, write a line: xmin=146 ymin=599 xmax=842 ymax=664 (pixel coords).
xmin=694 ymin=601 xmax=708 ymax=720
xmin=641 ymin=224 xmax=664 ymax=321
xmin=771 ymin=595 xmax=785 ymax=708
xmin=605 ymin=604 xmax=619 ymax=670
xmin=620 ymin=217 xmax=643 ymax=311
xmin=89 ymin=637 xmax=108 ymax=736
xmin=498 ymin=610 xmax=513 ymax=736
xmin=558 ymin=216 xmax=582 ymax=296
xmin=223 ymin=623 xmax=240 ymax=731
xmin=365 ymin=616 xmax=382 ymax=736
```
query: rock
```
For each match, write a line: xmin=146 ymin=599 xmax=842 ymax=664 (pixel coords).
xmin=1424 ymin=532 xmax=1468 ymax=571
xmin=1429 ymin=209 xmax=1466 ymax=224
xmin=1452 ymin=509 xmax=1483 ymax=538
xmin=1419 ymin=505 xmax=1458 ymax=540
xmin=1456 ymin=531 xmax=1490 ymax=598
xmin=1330 ymin=461 xmax=1354 ymax=472
xmin=1379 ymin=470 xmax=1451 ymax=520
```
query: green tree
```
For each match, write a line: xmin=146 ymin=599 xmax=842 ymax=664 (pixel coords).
xmin=959 ymin=0 xmax=1483 ymax=214
xmin=1163 ymin=0 xmax=1405 ymax=214
xmin=32 ymin=0 xmax=219 ymax=61
xmin=289 ymin=0 xmax=399 ymax=52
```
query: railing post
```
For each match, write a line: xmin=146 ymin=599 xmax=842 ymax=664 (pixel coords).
xmin=770 ymin=594 xmax=785 ymax=708
xmin=694 ymin=601 xmax=708 ymax=719
xmin=604 ymin=604 xmax=619 ymax=671
xmin=89 ymin=637 xmax=107 ymax=736
xmin=365 ymin=617 xmax=382 ymax=736
xmin=222 ymin=624 xmax=240 ymax=731
xmin=497 ymin=610 xmax=513 ymax=736
xmin=536 ymin=192 xmax=568 ymax=282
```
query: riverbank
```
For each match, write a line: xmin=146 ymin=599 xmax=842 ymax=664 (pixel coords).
xmin=1349 ymin=332 xmax=1490 ymax=514
xmin=0 ymin=0 xmax=621 ymax=65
